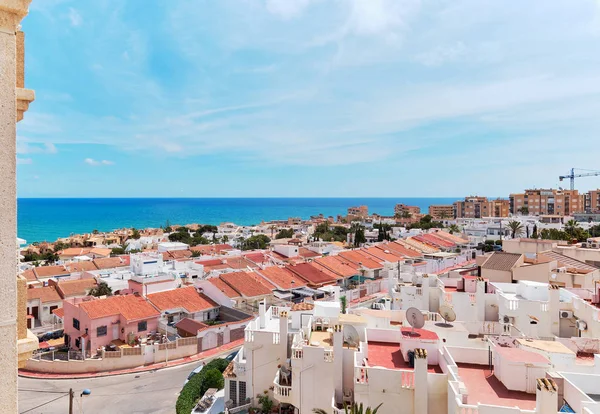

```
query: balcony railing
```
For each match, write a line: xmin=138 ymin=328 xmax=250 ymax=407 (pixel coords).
xmin=273 ymin=371 xmax=292 ymax=403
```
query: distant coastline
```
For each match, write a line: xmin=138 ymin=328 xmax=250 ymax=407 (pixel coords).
xmin=18 ymin=197 xmax=463 ymax=243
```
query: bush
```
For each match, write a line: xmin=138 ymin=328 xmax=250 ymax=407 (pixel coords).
xmin=495 ymin=240 xmax=503 ymax=246
xmin=176 ymin=358 xmax=228 ymax=414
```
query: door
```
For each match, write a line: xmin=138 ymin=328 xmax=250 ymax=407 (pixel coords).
xmin=144 ymin=344 xmax=154 ymax=364
xmin=526 ymin=365 xmax=544 ymax=393
xmin=203 ymin=332 xmax=218 ymax=350
xmin=31 ymin=306 xmax=39 ymax=322
xmin=112 ymin=325 xmax=119 ymax=340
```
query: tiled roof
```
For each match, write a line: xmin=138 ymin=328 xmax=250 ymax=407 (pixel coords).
xmin=33 ymin=265 xmax=70 ymax=279
xmin=190 ymin=244 xmax=234 ymax=255
xmin=220 ymin=271 xmax=272 ymax=298
xmin=416 ymin=233 xmax=456 ymax=248
xmin=78 ymin=295 xmax=160 ymax=322
xmin=167 ymin=250 xmax=193 ymax=260
xmin=225 ymin=256 xmax=258 ymax=270
xmin=244 ymin=252 xmax=268 ymax=264
xmin=481 ymin=252 xmax=522 ymax=272
xmin=539 ymin=251 xmax=598 ymax=273
xmin=286 ymin=263 xmax=339 ymax=286
xmin=93 ymin=256 xmax=130 ymax=269
xmin=403 ymin=238 xmax=440 ymax=254
xmin=432 ymin=230 xmax=469 ymax=245
xmin=52 ymin=307 xmax=64 ymax=318
xmin=313 ymin=256 xmax=358 ymax=278
xmin=27 ymin=286 xmax=62 ymax=303
xmin=58 ymin=248 xmax=91 ymax=257
xmin=89 ymin=248 xmax=112 ymax=257
xmin=66 ymin=261 xmax=98 ymax=273
xmin=207 ymin=277 xmax=240 ymax=298
xmin=363 ymin=246 xmax=403 ymax=263
xmin=381 ymin=242 xmax=422 ymax=258
xmin=197 ymin=259 xmax=225 ymax=266
xmin=56 ymin=279 xmax=98 ymax=298
xmin=257 ymin=266 xmax=307 ymax=290
xmin=147 ymin=286 xmax=218 ymax=313
xmin=175 ymin=317 xmax=208 ymax=335
xmin=22 ymin=269 xmax=37 ymax=282
xmin=291 ymin=302 xmax=314 ymax=311
xmin=338 ymin=250 xmax=383 ymax=269
xmin=298 ymin=248 xmax=320 ymax=259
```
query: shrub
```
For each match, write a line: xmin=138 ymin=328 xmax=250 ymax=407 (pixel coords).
xmin=176 ymin=358 xmax=228 ymax=414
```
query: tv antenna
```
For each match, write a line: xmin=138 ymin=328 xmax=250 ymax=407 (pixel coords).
xmin=438 ymin=304 xmax=456 ymax=328
xmin=405 ymin=307 xmax=425 ymax=336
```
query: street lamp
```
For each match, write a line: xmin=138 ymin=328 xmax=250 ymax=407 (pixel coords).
xmin=68 ymin=388 xmax=91 ymax=414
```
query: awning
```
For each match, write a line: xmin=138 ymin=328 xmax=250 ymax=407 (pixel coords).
xmin=273 ymin=290 xmax=293 ymax=300
xmin=292 ymin=287 xmax=323 ymax=297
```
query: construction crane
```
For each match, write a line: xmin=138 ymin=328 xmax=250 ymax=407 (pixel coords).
xmin=559 ymin=168 xmax=600 ymax=190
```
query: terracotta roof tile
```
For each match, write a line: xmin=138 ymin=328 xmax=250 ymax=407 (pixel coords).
xmin=56 ymin=279 xmax=98 ymax=298
xmin=147 ymin=286 xmax=218 ymax=313
xmin=66 ymin=261 xmax=98 ymax=273
xmin=208 ymin=277 xmax=241 ymax=298
xmin=256 ymin=266 xmax=306 ymax=290
xmin=220 ymin=271 xmax=273 ymax=298
xmin=225 ymin=256 xmax=258 ymax=270
xmin=298 ymin=248 xmax=320 ymax=259
xmin=291 ymin=302 xmax=314 ymax=311
xmin=58 ymin=248 xmax=91 ymax=257
xmin=22 ymin=269 xmax=37 ymax=282
xmin=381 ymin=242 xmax=422 ymax=258
xmin=363 ymin=246 xmax=403 ymax=262
xmin=167 ymin=250 xmax=193 ymax=260
xmin=78 ymin=295 xmax=160 ymax=322
xmin=313 ymin=256 xmax=358 ymax=278
xmin=33 ymin=265 xmax=70 ymax=279
xmin=51 ymin=307 xmax=64 ymax=318
xmin=338 ymin=251 xmax=383 ymax=269
xmin=286 ymin=263 xmax=339 ymax=286
xmin=93 ymin=256 xmax=130 ymax=269
xmin=175 ymin=317 xmax=208 ymax=335
xmin=27 ymin=286 xmax=62 ymax=303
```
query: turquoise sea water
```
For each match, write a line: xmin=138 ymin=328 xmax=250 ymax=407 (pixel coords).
xmin=17 ymin=198 xmax=459 ymax=243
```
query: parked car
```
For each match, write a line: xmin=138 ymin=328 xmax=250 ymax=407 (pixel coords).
xmin=225 ymin=351 xmax=238 ymax=362
xmin=184 ymin=363 xmax=205 ymax=386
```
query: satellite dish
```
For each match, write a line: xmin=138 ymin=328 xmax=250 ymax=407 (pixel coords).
xmin=405 ymin=307 xmax=425 ymax=336
xmin=437 ymin=304 xmax=456 ymax=327
xmin=343 ymin=325 xmax=360 ymax=348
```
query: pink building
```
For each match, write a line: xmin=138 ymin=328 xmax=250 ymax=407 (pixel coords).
xmin=63 ymin=295 xmax=160 ymax=354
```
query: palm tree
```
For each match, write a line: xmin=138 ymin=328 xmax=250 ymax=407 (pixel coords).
xmin=507 ymin=220 xmax=524 ymax=239
xmin=448 ymin=224 xmax=460 ymax=234
xmin=564 ymin=220 xmax=579 ymax=237
xmin=313 ymin=403 xmax=382 ymax=414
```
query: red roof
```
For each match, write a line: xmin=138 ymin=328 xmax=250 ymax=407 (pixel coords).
xmin=400 ymin=327 xmax=439 ymax=340
xmin=147 ymin=286 xmax=218 ymax=313
xmin=220 ymin=271 xmax=273 ymax=298
xmin=52 ymin=307 xmax=65 ymax=318
xmin=55 ymin=279 xmax=98 ymax=298
xmin=314 ymin=256 xmax=358 ymax=278
xmin=33 ymin=265 xmax=70 ymax=279
xmin=385 ymin=242 xmax=423 ymax=258
xmin=66 ymin=261 xmax=99 ymax=273
xmin=286 ymin=263 xmax=339 ymax=286
xmin=363 ymin=246 xmax=403 ymax=263
xmin=78 ymin=295 xmax=160 ymax=322
xmin=207 ymin=277 xmax=240 ymax=298
xmin=225 ymin=256 xmax=258 ymax=270
xmin=93 ymin=256 xmax=130 ymax=269
xmin=175 ymin=318 xmax=208 ymax=335
xmin=298 ymin=248 xmax=320 ymax=259
xmin=417 ymin=233 xmax=455 ymax=248
xmin=496 ymin=347 xmax=550 ymax=364
xmin=338 ymin=251 xmax=383 ymax=270
xmin=244 ymin=252 xmax=268 ymax=264
xmin=27 ymin=286 xmax=61 ymax=303
xmin=257 ymin=266 xmax=307 ymax=290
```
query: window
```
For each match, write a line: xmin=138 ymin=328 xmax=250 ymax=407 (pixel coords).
xmin=138 ymin=321 xmax=148 ymax=332
xmin=239 ymin=381 xmax=247 ymax=404
xmin=230 ymin=380 xmax=238 ymax=405
xmin=97 ymin=325 xmax=107 ymax=337
xmin=73 ymin=318 xmax=80 ymax=330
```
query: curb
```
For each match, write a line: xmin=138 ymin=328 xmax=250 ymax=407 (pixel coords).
xmin=19 ymin=340 xmax=243 ymax=380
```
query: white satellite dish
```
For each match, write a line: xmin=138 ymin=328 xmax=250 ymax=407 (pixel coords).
xmin=438 ymin=304 xmax=456 ymax=327
xmin=405 ymin=307 xmax=425 ymax=336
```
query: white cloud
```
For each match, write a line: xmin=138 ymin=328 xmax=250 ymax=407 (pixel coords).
xmin=17 ymin=158 xmax=32 ymax=165
xmin=16 ymin=142 xmax=58 ymax=154
xmin=85 ymin=158 xmax=114 ymax=166
xmin=68 ymin=7 xmax=82 ymax=27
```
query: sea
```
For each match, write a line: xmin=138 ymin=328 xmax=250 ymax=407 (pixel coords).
xmin=17 ymin=198 xmax=459 ymax=243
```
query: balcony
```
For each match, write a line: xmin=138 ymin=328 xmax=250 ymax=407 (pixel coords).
xmin=273 ymin=369 xmax=292 ymax=404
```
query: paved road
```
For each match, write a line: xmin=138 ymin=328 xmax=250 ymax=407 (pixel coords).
xmin=18 ymin=348 xmax=238 ymax=414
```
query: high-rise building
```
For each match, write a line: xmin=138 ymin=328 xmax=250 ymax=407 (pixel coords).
xmin=428 ymin=205 xmax=454 ymax=219
xmin=347 ymin=205 xmax=368 ymax=220
xmin=509 ymin=189 xmax=584 ymax=216
xmin=585 ymin=189 xmax=600 ymax=213
xmin=453 ymin=197 xmax=510 ymax=218
xmin=394 ymin=204 xmax=420 ymax=217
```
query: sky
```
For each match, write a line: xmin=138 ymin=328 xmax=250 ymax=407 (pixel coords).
xmin=17 ymin=0 xmax=600 ymax=198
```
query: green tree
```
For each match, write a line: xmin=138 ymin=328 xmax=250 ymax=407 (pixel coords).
xmin=531 ymin=224 xmax=538 ymax=239
xmin=176 ymin=359 xmax=228 ymax=414
xmin=354 ymin=226 xmax=366 ymax=247
xmin=89 ymin=281 xmax=113 ymax=297
xmin=448 ymin=224 xmax=460 ymax=234
xmin=340 ymin=296 xmax=347 ymax=314
xmin=111 ymin=246 xmax=127 ymax=255
xmin=130 ymin=228 xmax=141 ymax=239
xmin=191 ymin=250 xmax=201 ymax=258
xmin=313 ymin=403 xmax=382 ymax=414
xmin=53 ymin=241 xmax=70 ymax=252
xmin=222 ymin=235 xmax=229 ymax=243
xmin=241 ymin=235 xmax=271 ymax=250
xmin=276 ymin=228 xmax=295 ymax=239
xmin=507 ymin=220 xmax=524 ymax=238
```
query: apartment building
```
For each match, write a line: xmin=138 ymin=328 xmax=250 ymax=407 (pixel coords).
xmin=347 ymin=205 xmax=369 ymax=220
xmin=394 ymin=204 xmax=420 ymax=217
xmin=584 ymin=189 xmax=600 ymax=213
xmin=509 ymin=189 xmax=584 ymax=216
xmin=453 ymin=197 xmax=510 ymax=219
xmin=428 ymin=204 xmax=454 ymax=219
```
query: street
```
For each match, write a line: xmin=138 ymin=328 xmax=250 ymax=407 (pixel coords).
xmin=18 ymin=348 xmax=238 ymax=414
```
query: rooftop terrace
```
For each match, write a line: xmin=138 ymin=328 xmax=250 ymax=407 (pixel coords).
xmin=367 ymin=341 xmax=442 ymax=373
xmin=457 ymin=363 xmax=536 ymax=410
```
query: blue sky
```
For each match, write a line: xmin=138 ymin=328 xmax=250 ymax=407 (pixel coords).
xmin=17 ymin=0 xmax=600 ymax=197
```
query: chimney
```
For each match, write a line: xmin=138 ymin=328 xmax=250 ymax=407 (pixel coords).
xmin=333 ymin=324 xmax=344 ymax=405
xmin=259 ymin=300 xmax=266 ymax=329
xmin=548 ymin=284 xmax=560 ymax=336
xmin=476 ymin=277 xmax=486 ymax=322
xmin=535 ymin=378 xmax=558 ymax=413
xmin=413 ymin=348 xmax=428 ymax=414
xmin=279 ymin=310 xmax=289 ymax=344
